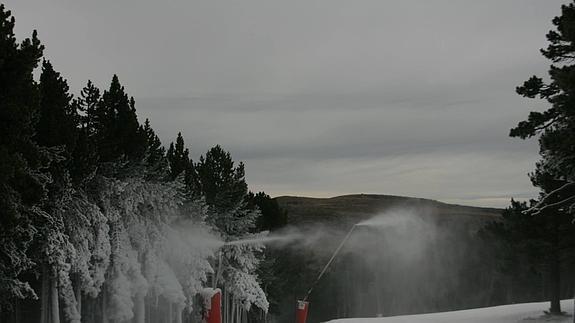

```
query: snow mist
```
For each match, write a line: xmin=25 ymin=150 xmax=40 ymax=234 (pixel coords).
xmin=273 ymin=205 xmax=491 ymax=322
xmin=224 ymin=232 xmax=303 ymax=247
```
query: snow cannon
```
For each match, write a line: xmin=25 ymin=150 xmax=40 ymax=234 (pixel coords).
xmin=201 ymin=288 xmax=222 ymax=323
xmin=295 ymin=300 xmax=309 ymax=323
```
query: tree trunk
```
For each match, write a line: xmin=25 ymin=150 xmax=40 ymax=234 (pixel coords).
xmin=74 ymin=274 xmax=82 ymax=318
xmin=167 ymin=302 xmax=173 ymax=323
xmin=50 ymin=276 xmax=60 ymax=323
xmin=549 ymin=216 xmax=562 ymax=315
xmin=175 ymin=304 xmax=183 ymax=323
xmin=41 ymin=266 xmax=49 ymax=323
xmin=134 ymin=293 xmax=145 ymax=323
xmin=549 ymin=257 xmax=561 ymax=314
xmin=102 ymin=287 xmax=108 ymax=323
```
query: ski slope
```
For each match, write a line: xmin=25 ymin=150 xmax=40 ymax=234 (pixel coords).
xmin=327 ymin=299 xmax=573 ymax=323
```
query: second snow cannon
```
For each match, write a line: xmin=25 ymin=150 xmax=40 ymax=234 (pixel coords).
xmin=201 ymin=288 xmax=222 ymax=323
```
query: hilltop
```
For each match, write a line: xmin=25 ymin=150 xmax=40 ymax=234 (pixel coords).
xmin=275 ymin=194 xmax=501 ymax=227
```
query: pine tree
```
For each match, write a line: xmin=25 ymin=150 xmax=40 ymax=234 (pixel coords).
xmin=35 ymin=60 xmax=77 ymax=151
xmin=194 ymin=145 xmax=253 ymax=235
xmin=77 ymin=80 xmax=101 ymax=134
xmin=193 ymin=146 xmax=268 ymax=315
xmin=0 ymin=3 xmax=49 ymax=307
xmin=33 ymin=59 xmax=89 ymax=323
xmin=248 ymin=192 xmax=288 ymax=231
xmin=68 ymin=81 xmax=100 ymax=183
xmin=511 ymin=1 xmax=575 ymax=214
xmin=166 ymin=132 xmax=190 ymax=180
xmin=96 ymin=75 xmax=146 ymax=162
xmin=142 ymin=118 xmax=164 ymax=166
xmin=508 ymin=2 xmax=575 ymax=315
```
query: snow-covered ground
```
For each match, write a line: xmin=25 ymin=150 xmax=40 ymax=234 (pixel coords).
xmin=327 ymin=300 xmax=573 ymax=323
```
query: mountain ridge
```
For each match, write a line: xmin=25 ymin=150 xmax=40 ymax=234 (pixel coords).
xmin=275 ymin=193 xmax=502 ymax=227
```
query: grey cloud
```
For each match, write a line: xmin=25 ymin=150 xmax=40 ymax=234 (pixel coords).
xmin=6 ymin=0 xmax=566 ymax=207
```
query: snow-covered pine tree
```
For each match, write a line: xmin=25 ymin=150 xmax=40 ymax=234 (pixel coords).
xmin=83 ymin=158 xmax=216 ymax=322
xmin=32 ymin=58 xmax=93 ymax=323
xmin=194 ymin=145 xmax=269 ymax=322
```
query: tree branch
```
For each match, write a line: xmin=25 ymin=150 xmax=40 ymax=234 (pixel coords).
xmin=531 ymin=195 xmax=575 ymax=215
xmin=533 ymin=116 xmax=559 ymax=132
xmin=525 ymin=182 xmax=575 ymax=214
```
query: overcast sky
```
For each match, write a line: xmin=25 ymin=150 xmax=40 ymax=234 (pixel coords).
xmin=7 ymin=1 xmax=566 ymax=207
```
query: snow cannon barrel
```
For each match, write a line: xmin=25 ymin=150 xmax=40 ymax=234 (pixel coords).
xmin=296 ymin=300 xmax=309 ymax=323
xmin=201 ymin=288 xmax=222 ymax=323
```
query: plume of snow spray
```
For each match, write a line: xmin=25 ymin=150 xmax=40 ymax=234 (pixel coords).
xmin=302 ymin=207 xmax=432 ymax=302
xmin=224 ymin=232 xmax=303 ymax=246
xmin=356 ymin=212 xmax=416 ymax=228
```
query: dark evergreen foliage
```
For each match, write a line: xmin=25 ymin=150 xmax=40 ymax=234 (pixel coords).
xmin=193 ymin=145 xmax=254 ymax=236
xmin=0 ymin=3 xmax=49 ymax=306
xmin=77 ymin=80 xmax=101 ymax=133
xmin=35 ymin=60 xmax=77 ymax=151
xmin=166 ymin=132 xmax=190 ymax=180
xmin=143 ymin=118 xmax=165 ymax=166
xmin=194 ymin=145 xmax=246 ymax=208
xmin=95 ymin=75 xmax=147 ymax=162
xmin=35 ymin=59 xmax=77 ymax=204
xmin=68 ymin=81 xmax=100 ymax=183
xmin=511 ymin=2 xmax=575 ymax=213
xmin=248 ymin=191 xmax=288 ymax=231
xmin=482 ymin=200 xmax=575 ymax=314
xmin=501 ymin=1 xmax=575 ymax=314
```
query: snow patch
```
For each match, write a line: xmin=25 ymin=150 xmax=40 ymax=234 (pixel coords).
xmin=326 ymin=299 xmax=574 ymax=323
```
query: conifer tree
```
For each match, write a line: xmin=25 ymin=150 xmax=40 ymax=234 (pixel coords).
xmin=166 ymin=132 xmax=190 ymax=180
xmin=96 ymin=75 xmax=146 ymax=162
xmin=0 ymin=3 xmax=48 ymax=307
xmin=511 ymin=1 xmax=575 ymax=214
xmin=193 ymin=146 xmax=268 ymax=314
xmin=508 ymin=2 xmax=575 ymax=314
xmin=68 ymin=80 xmax=100 ymax=183
xmin=142 ymin=118 xmax=164 ymax=166
xmin=194 ymin=145 xmax=253 ymax=235
xmin=77 ymin=80 xmax=101 ymax=134
xmin=34 ymin=59 xmax=79 ymax=205
xmin=248 ymin=192 xmax=288 ymax=231
xmin=35 ymin=60 xmax=77 ymax=151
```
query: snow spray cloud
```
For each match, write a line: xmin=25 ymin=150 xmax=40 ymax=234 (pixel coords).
xmin=166 ymin=221 xmax=307 ymax=251
xmin=281 ymin=205 xmax=493 ymax=320
xmin=162 ymin=221 xmax=224 ymax=277
xmin=224 ymin=231 xmax=304 ymax=247
xmin=346 ymin=207 xmax=438 ymax=262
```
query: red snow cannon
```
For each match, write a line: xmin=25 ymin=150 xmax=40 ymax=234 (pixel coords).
xmin=201 ymin=288 xmax=222 ymax=323
xmin=296 ymin=300 xmax=309 ymax=323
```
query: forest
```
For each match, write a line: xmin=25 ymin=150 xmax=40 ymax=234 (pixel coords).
xmin=0 ymin=4 xmax=287 ymax=322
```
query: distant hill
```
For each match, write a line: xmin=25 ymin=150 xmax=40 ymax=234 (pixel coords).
xmin=275 ymin=194 xmax=501 ymax=228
